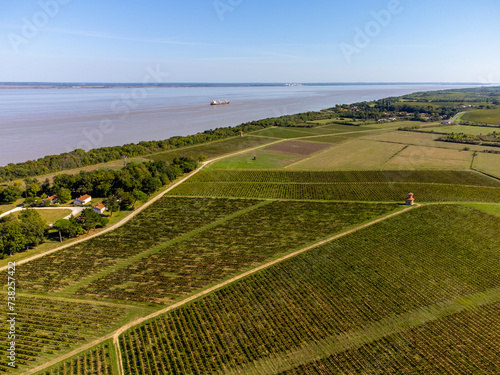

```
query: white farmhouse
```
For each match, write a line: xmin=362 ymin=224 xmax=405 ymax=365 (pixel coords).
xmin=93 ymin=203 xmax=106 ymax=214
xmin=74 ymin=194 xmax=92 ymax=205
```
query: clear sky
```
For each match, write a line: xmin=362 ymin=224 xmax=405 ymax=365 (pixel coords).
xmin=0 ymin=0 xmax=499 ymax=83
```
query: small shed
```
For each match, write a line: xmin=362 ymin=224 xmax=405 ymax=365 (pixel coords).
xmin=406 ymin=192 xmax=415 ymax=206
xmin=93 ymin=203 xmax=106 ymax=214
xmin=74 ymin=194 xmax=92 ymax=206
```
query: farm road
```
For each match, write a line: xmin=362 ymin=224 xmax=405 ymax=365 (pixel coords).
xmin=0 ymin=206 xmax=84 ymax=220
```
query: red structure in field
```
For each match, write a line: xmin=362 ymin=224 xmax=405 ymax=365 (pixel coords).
xmin=406 ymin=192 xmax=415 ymax=205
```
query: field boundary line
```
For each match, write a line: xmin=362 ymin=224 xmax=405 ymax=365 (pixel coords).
xmin=0 ymin=139 xmax=286 ymax=272
xmin=223 ymin=286 xmax=500 ymax=375
xmin=471 ymin=167 xmax=500 ymax=182
xmin=381 ymin=144 xmax=409 ymax=166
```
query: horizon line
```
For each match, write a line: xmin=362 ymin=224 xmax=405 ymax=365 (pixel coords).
xmin=0 ymin=81 xmax=496 ymax=86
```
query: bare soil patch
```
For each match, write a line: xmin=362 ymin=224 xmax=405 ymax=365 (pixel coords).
xmin=265 ymin=140 xmax=331 ymax=155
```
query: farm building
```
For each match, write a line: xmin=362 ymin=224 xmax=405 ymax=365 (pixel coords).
xmin=74 ymin=194 xmax=92 ymax=205
xmin=406 ymin=192 xmax=415 ymax=205
xmin=42 ymin=195 xmax=58 ymax=206
xmin=93 ymin=203 xmax=106 ymax=214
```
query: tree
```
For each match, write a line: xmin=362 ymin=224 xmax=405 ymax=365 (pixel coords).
xmin=80 ymin=208 xmax=108 ymax=233
xmin=53 ymin=216 xmax=85 ymax=240
xmin=0 ymin=218 xmax=27 ymax=256
xmin=57 ymin=188 xmax=72 ymax=203
xmin=118 ymin=191 xmax=135 ymax=210
xmin=41 ymin=178 xmax=51 ymax=195
xmin=104 ymin=196 xmax=120 ymax=217
xmin=24 ymin=196 xmax=42 ymax=207
xmin=141 ymin=176 xmax=162 ymax=195
xmin=28 ymin=183 xmax=41 ymax=197
xmin=173 ymin=156 xmax=198 ymax=173
xmin=132 ymin=190 xmax=148 ymax=209
xmin=19 ymin=209 xmax=48 ymax=248
xmin=0 ymin=185 xmax=23 ymax=204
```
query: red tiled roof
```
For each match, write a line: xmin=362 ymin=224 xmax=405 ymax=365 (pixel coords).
xmin=76 ymin=194 xmax=91 ymax=201
xmin=95 ymin=203 xmax=105 ymax=210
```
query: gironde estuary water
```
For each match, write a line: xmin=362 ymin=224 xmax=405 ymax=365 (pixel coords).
xmin=0 ymin=83 xmax=476 ymax=166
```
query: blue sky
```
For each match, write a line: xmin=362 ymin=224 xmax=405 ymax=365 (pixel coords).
xmin=0 ymin=0 xmax=499 ymax=83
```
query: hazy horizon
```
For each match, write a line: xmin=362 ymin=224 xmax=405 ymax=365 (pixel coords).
xmin=0 ymin=81 xmax=495 ymax=85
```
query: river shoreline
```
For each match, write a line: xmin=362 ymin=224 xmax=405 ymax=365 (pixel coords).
xmin=0 ymin=83 xmax=479 ymax=166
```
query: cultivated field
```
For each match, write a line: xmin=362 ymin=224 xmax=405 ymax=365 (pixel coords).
xmin=0 ymin=295 xmax=132 ymax=373
xmin=250 ymin=124 xmax=370 ymax=139
xmin=279 ymin=302 xmax=500 ymax=374
xmin=286 ymin=139 xmax=406 ymax=169
xmin=148 ymin=136 xmax=277 ymax=163
xmin=17 ymin=197 xmax=260 ymax=293
xmin=382 ymin=145 xmax=472 ymax=170
xmin=264 ymin=140 xmax=331 ymax=155
xmin=363 ymin=130 xmax=492 ymax=151
xmin=117 ymin=205 xmax=500 ymax=374
xmin=420 ymin=124 xmax=500 ymax=135
xmin=76 ymin=201 xmax=396 ymax=304
xmin=36 ymin=341 xmax=117 ymax=375
xmin=207 ymin=140 xmax=331 ymax=169
xmin=167 ymin=170 xmax=500 ymax=202
xmin=474 ymin=152 xmax=500 ymax=178
xmin=462 ymin=107 xmax=500 ymax=125
xmin=185 ymin=169 xmax=500 ymax=185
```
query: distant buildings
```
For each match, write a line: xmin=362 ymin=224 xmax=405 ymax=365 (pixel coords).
xmin=42 ymin=195 xmax=58 ymax=206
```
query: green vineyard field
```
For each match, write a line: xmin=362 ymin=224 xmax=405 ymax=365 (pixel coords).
xmin=36 ymin=342 xmax=115 ymax=375
xmin=117 ymin=205 xmax=500 ymax=374
xmin=76 ymin=201 xmax=396 ymax=304
xmin=168 ymin=181 xmax=500 ymax=202
xmin=280 ymin=302 xmax=500 ymax=374
xmin=168 ymin=170 xmax=500 ymax=202
xmin=17 ymin=198 xmax=259 ymax=293
xmin=0 ymin=295 xmax=127 ymax=373
xmin=187 ymin=169 xmax=500 ymax=186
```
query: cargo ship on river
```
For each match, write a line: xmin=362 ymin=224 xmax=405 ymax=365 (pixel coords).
xmin=210 ymin=99 xmax=230 ymax=105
